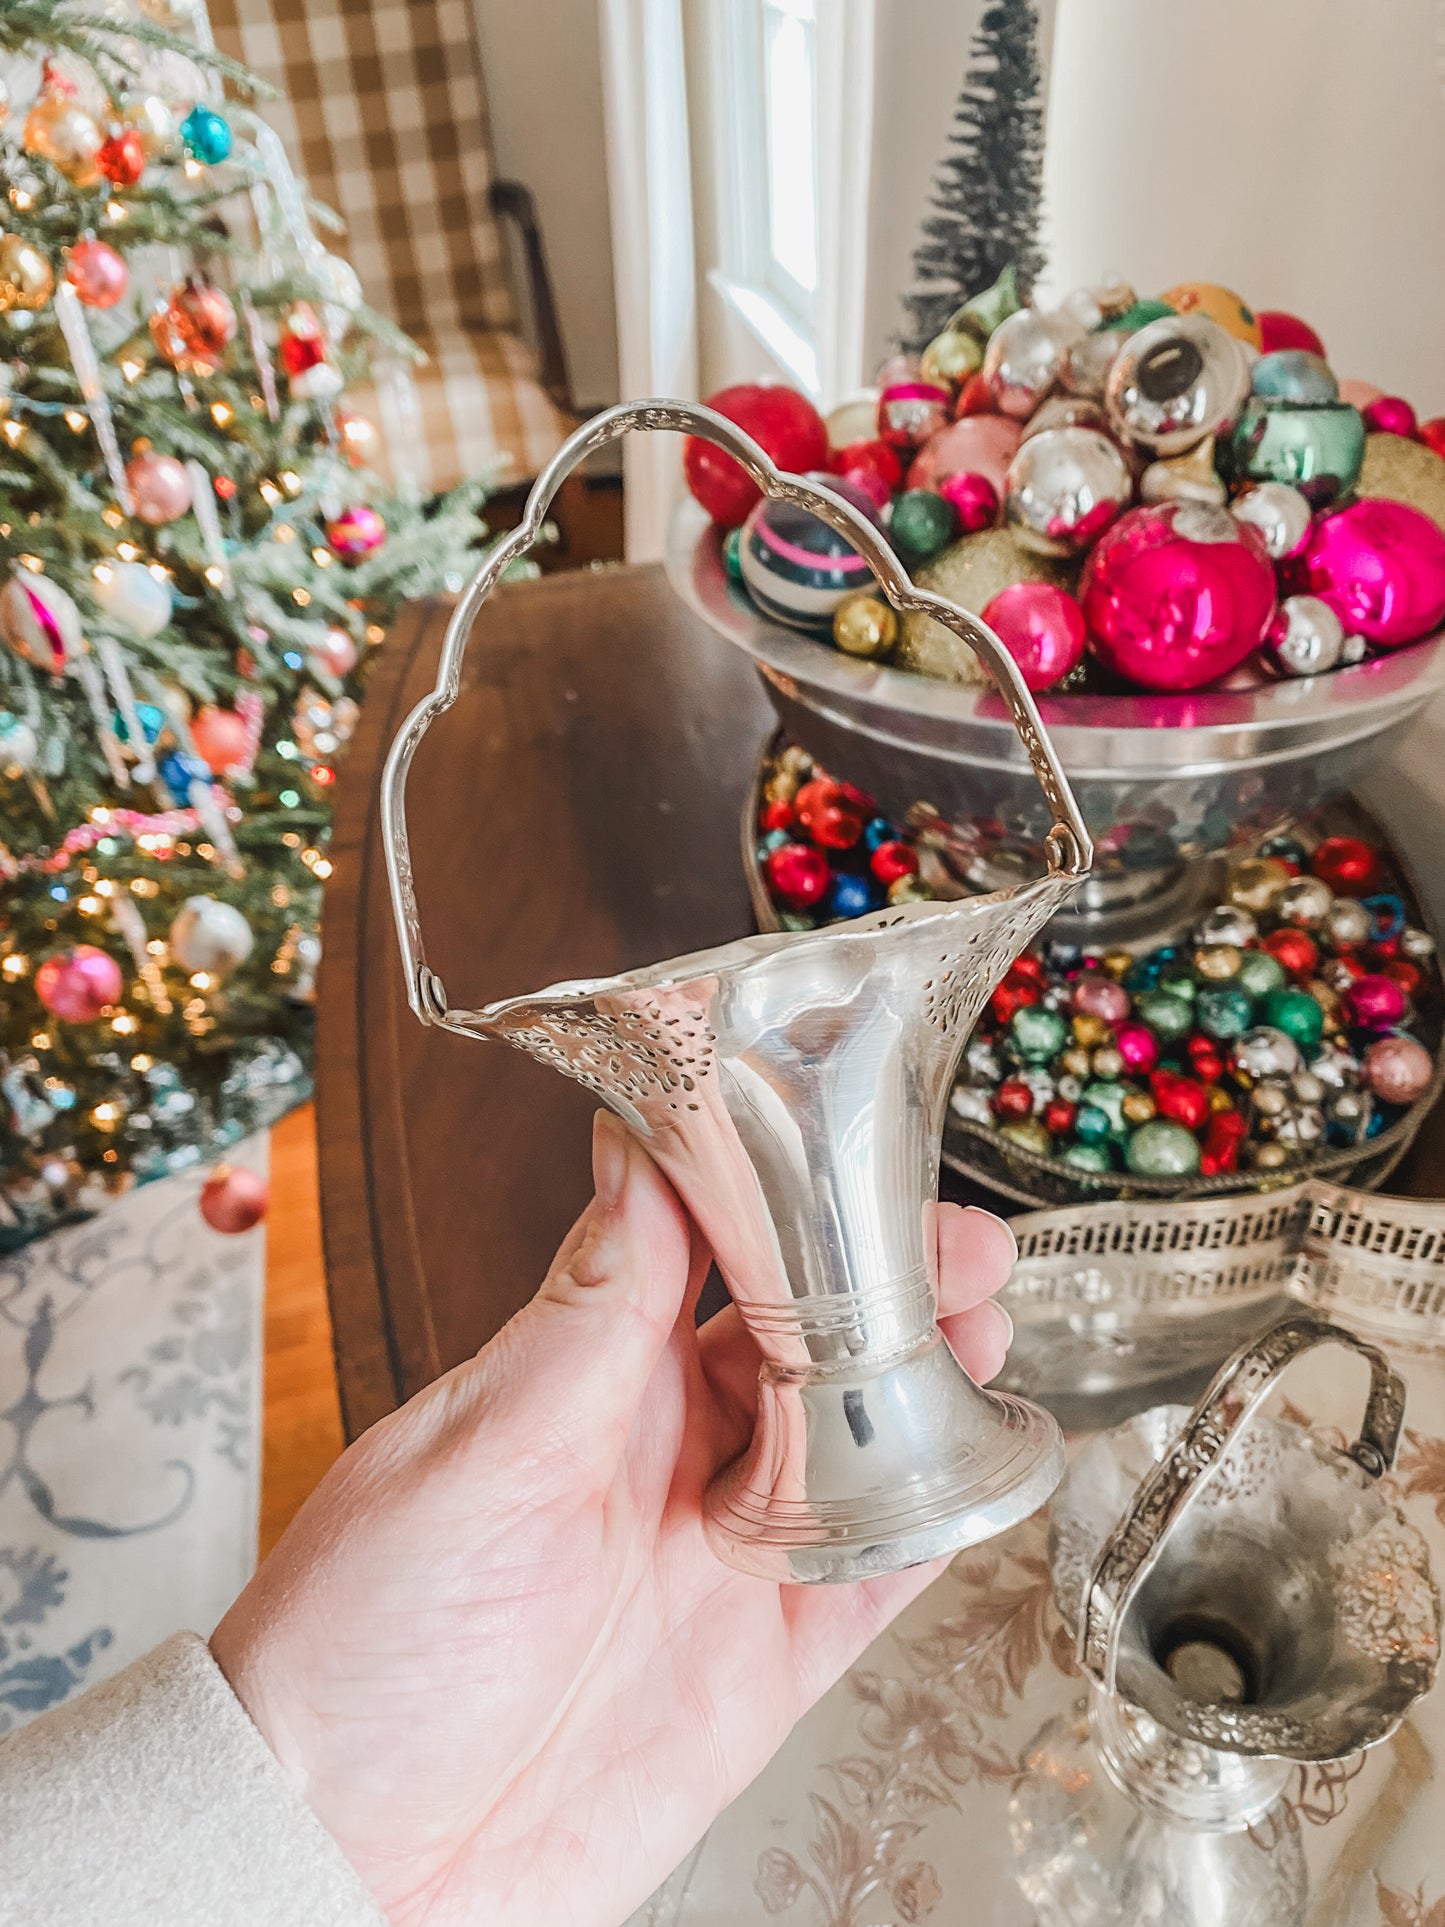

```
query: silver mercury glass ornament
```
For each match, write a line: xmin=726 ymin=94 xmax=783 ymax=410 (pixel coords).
xmin=382 ymin=401 xmax=1095 ymax=1584
xmin=1004 ymin=426 xmax=1132 ymax=558
xmin=1230 ymin=480 xmax=1312 ymax=560
xmin=1105 ymin=313 xmax=1250 ymax=456
xmin=1263 ymin=595 xmax=1347 ymax=679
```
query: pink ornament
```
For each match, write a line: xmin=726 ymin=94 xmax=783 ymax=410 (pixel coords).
xmin=938 ymin=471 xmax=999 ymax=532
xmin=1343 ymin=973 xmax=1408 ymax=1031
xmin=841 ymin=463 xmax=892 ymax=511
xmin=200 ymin=1163 xmax=269 ymax=1234
xmin=876 ymin=356 xmax=951 ymax=450
xmin=1072 ymin=971 xmax=1130 ymax=1026
xmin=981 ymin=581 xmax=1086 ymax=692
xmin=307 ymin=626 xmax=359 ymax=679
xmin=35 ymin=944 xmax=123 ymax=1023
xmin=65 ymin=238 xmax=128 ymax=309
xmin=1338 ymin=379 xmax=1385 ymax=411
xmin=325 ymin=504 xmax=387 ymax=563
xmin=190 ymin=705 xmax=251 ymax=774
xmin=125 ymin=449 xmax=192 ymax=526
xmin=1080 ymin=502 xmax=1278 ymax=692
xmin=1115 ymin=1021 xmax=1160 ymax=1074
xmin=1286 ymin=498 xmax=1445 ymax=648
xmin=1362 ymin=395 xmax=1418 ymax=439
xmin=905 ymin=415 xmax=1023 ymax=498
xmin=1362 ymin=1034 xmax=1433 ymax=1105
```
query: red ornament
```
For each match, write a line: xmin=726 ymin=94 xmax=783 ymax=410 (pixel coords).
xmin=1010 ymin=954 xmax=1047 ymax=985
xmin=1256 ymin=311 xmax=1326 ymax=358
xmin=190 ymin=705 xmax=251 ymax=775
xmin=1385 ymin=958 xmax=1424 ymax=997
xmin=325 ymin=505 xmax=387 ymax=563
xmin=938 ymin=471 xmax=1000 ymax=533
xmin=1200 ymin=1107 xmax=1248 ymax=1175
xmin=1150 ymin=1069 xmax=1208 ymax=1132
xmin=65 ymin=238 xmax=128 ymax=309
xmin=869 ymin=839 xmax=918 ymax=885
xmin=1263 ymin=927 xmax=1319 ymax=981
xmin=151 ymin=278 xmax=236 ymax=374
xmin=794 ymin=778 xmax=865 ymax=850
xmin=764 ymin=842 xmax=830 ymax=910
xmin=683 ymin=382 xmax=829 ymax=529
xmin=35 ymin=945 xmax=123 ymax=1023
xmin=1361 ymin=395 xmax=1418 ymax=440
xmin=834 ymin=440 xmax=902 ymax=494
xmin=1420 ymin=418 xmax=1445 ymax=460
xmin=280 ymin=302 xmax=327 ymax=376
xmin=1310 ymin=835 xmax=1380 ymax=894
xmin=992 ymin=1078 xmax=1034 ymax=1121
xmin=1043 ymin=1097 xmax=1076 ymax=1137
xmin=759 ymin=798 xmax=794 ymax=833
xmin=990 ymin=979 xmax=1040 ymax=1024
xmin=98 ymin=126 xmax=146 ymax=187
xmin=200 ymin=1163 xmax=269 ymax=1234
xmin=953 ymin=372 xmax=995 ymax=418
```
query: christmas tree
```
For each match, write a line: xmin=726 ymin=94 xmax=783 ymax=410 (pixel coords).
xmin=900 ymin=0 xmax=1045 ymax=354
xmin=0 ymin=4 xmax=488 ymax=1243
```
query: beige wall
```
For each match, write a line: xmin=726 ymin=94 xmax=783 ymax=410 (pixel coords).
xmin=472 ymin=0 xmax=621 ymax=408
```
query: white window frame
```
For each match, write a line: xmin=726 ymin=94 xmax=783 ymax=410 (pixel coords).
xmin=701 ymin=0 xmax=875 ymax=405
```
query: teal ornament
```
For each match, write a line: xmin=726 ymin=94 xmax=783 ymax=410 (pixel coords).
xmin=181 ymin=104 xmax=233 ymax=165
xmin=757 ymin=829 xmax=790 ymax=855
xmin=1073 ymin=1103 xmax=1113 ymax=1146
xmin=1135 ymin=989 xmax=1193 ymax=1044
xmin=1237 ymin=948 xmax=1287 ymax=1000
xmin=1262 ymin=985 xmax=1326 ymax=1053
xmin=1250 ymin=351 xmax=1339 ymax=405
xmin=890 ymin=488 xmax=957 ymax=566
xmin=1125 ymin=1117 xmax=1202 ymax=1176
xmin=1098 ymin=298 xmax=1175 ymax=334
xmin=722 ymin=525 xmax=744 ymax=582
xmin=1196 ymin=983 xmax=1255 ymax=1040
xmin=1010 ymin=1003 xmax=1068 ymax=1062
xmin=0 ymin=711 xmax=37 ymax=770
xmin=1061 ymin=1141 xmax=1114 ymax=1172
xmin=1223 ymin=399 xmax=1365 ymax=507
xmin=1081 ymin=1080 xmax=1128 ymax=1136
xmin=114 ymin=700 xmax=165 ymax=746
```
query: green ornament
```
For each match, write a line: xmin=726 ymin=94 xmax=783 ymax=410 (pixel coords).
xmin=1098 ymin=297 xmax=1175 ymax=333
xmin=1010 ymin=1003 xmax=1068 ymax=1063
xmin=723 ymin=525 xmax=744 ymax=582
xmin=1073 ymin=1103 xmax=1113 ymax=1146
xmin=1158 ymin=969 xmax=1197 ymax=1002
xmin=1261 ymin=985 xmax=1325 ymax=1053
xmin=1196 ymin=984 xmax=1255 ymax=1041
xmin=1237 ymin=949 xmax=1286 ymax=1000
xmin=1061 ymin=1141 xmax=1114 ymax=1173
xmin=1125 ymin=1118 xmax=1202 ymax=1177
xmin=891 ymin=489 xmax=958 ymax=566
xmin=1136 ymin=990 xmax=1193 ymax=1044
xmin=1000 ymin=1118 xmax=1051 ymax=1156
xmin=1222 ymin=399 xmax=1365 ymax=508
xmin=779 ymin=910 xmax=816 ymax=932
xmin=1081 ymin=1080 xmax=1128 ymax=1136
xmin=956 ymin=263 xmax=1021 ymax=343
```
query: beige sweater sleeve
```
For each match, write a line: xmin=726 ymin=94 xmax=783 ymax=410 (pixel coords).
xmin=0 ymin=1631 xmax=386 ymax=1927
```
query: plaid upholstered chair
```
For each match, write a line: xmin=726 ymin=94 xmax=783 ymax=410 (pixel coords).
xmin=210 ymin=0 xmax=575 ymax=491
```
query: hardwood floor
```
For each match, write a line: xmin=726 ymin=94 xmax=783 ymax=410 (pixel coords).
xmin=261 ymin=1104 xmax=344 ymax=1558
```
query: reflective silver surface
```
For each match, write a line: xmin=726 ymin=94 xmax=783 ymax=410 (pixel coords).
xmin=380 ymin=401 xmax=1093 ymax=1583
xmin=668 ymin=496 xmax=1445 ymax=921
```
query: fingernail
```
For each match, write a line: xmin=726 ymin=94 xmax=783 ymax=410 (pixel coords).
xmin=992 ymin=1301 xmax=1015 ymax=1351
xmin=965 ymin=1203 xmax=1018 ymax=1263
xmin=592 ymin=1111 xmax=630 ymax=1211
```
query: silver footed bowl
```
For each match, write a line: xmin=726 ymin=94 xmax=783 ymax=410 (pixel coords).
xmin=668 ymin=497 xmax=1445 ymax=928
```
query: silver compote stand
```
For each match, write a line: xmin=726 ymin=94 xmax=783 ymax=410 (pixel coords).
xmin=381 ymin=400 xmax=1094 ymax=1583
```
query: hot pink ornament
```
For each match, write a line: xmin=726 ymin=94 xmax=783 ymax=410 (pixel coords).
xmin=1343 ymin=973 xmax=1408 ymax=1031
xmin=35 ymin=944 xmax=123 ymax=1023
xmin=981 ymin=581 xmax=1086 ymax=691
xmin=1072 ymin=971 xmax=1130 ymax=1026
xmin=1115 ymin=1021 xmax=1160 ymax=1074
xmin=1286 ymin=498 xmax=1445 ymax=648
xmin=1362 ymin=1034 xmax=1433 ymax=1105
xmin=1080 ymin=502 xmax=1278 ymax=692
xmin=938 ymin=471 xmax=999 ymax=532
xmin=841 ymin=463 xmax=892 ymax=511
xmin=905 ymin=415 xmax=1023 ymax=499
xmin=65 ymin=237 xmax=128 ymax=309
xmin=325 ymin=504 xmax=387 ymax=563
xmin=125 ymin=449 xmax=191 ymax=526
xmin=875 ymin=357 xmax=951 ymax=450
xmin=1361 ymin=395 xmax=1418 ymax=439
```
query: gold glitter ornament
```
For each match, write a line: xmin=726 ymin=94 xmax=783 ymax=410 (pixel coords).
xmin=1072 ymin=1012 xmax=1109 ymax=1049
xmin=1121 ymin=1091 xmax=1156 ymax=1125
xmin=23 ymin=90 xmax=103 ymax=186
xmin=898 ymin=530 xmax=1074 ymax=684
xmin=832 ymin=591 xmax=898 ymax=660
xmin=1101 ymin=950 xmax=1133 ymax=980
xmin=1195 ymin=943 xmax=1243 ymax=981
xmin=0 ymin=235 xmax=54 ymax=312
xmin=1228 ymin=856 xmax=1291 ymax=914
xmin=1209 ymin=1088 xmax=1236 ymax=1114
xmin=1252 ymin=1141 xmax=1289 ymax=1170
xmin=1357 ymin=432 xmax=1445 ymax=535
xmin=1061 ymin=1047 xmax=1092 ymax=1079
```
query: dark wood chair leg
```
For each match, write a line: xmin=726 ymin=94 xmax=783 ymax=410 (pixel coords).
xmin=488 ymin=177 xmax=574 ymax=416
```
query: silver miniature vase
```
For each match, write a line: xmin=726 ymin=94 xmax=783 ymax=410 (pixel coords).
xmin=380 ymin=400 xmax=1094 ymax=1583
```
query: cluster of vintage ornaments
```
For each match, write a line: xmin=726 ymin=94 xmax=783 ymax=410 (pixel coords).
xmin=751 ymin=738 xmax=1438 ymax=1188
xmin=700 ymin=269 xmax=1445 ymax=696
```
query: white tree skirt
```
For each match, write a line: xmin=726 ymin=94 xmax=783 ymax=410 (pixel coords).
xmin=0 ymin=1138 xmax=264 ymax=1733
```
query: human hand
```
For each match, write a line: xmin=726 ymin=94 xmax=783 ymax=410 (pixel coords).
xmin=212 ymin=1113 xmax=1018 ymax=1927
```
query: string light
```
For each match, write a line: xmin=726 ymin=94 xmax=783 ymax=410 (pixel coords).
xmin=105 ymin=200 xmax=127 ymax=222
xmin=91 ymin=1101 xmax=122 ymax=1128
xmin=189 ymin=971 xmax=213 ymax=991
xmin=101 ymin=507 xmax=124 ymax=528
xmin=31 ymin=1031 xmax=50 ymax=1050
xmin=2 ymin=955 xmax=28 ymax=979
xmin=203 ymin=564 xmax=225 ymax=587
xmin=258 ymin=480 xmax=282 ymax=506
xmin=129 ymin=878 xmax=158 ymax=897
xmin=279 ymin=470 xmax=301 ymax=495
xmin=365 ymin=624 xmax=385 ymax=645
xmin=311 ymin=547 xmax=333 ymax=567
xmin=64 ymin=410 xmax=88 ymax=433
xmin=111 ymin=1013 xmax=137 ymax=1035
xmin=77 ymin=895 xmax=102 ymax=915
xmin=17 ymin=555 xmax=42 ymax=572
xmin=115 ymin=543 xmax=139 ymax=561
xmin=273 ymin=523 xmax=296 ymax=543
xmin=121 ymin=358 xmax=145 ymax=382
xmin=293 ymin=588 xmax=311 ymax=606
xmin=210 ymin=401 xmax=233 ymax=427
xmin=130 ymin=1054 xmax=152 ymax=1072
xmin=2 ymin=422 xmax=23 ymax=448
xmin=10 ymin=188 xmax=33 ymax=210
